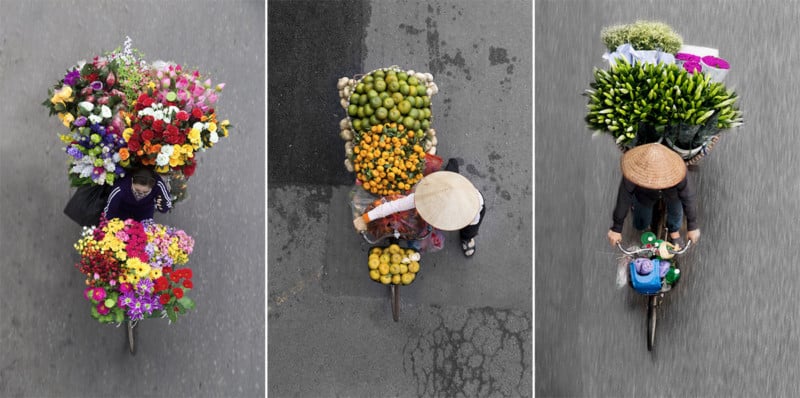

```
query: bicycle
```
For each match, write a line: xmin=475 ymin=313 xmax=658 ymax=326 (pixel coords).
xmin=616 ymin=199 xmax=693 ymax=351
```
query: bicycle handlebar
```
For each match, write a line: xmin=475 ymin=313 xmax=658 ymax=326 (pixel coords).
xmin=359 ymin=230 xmax=397 ymax=244
xmin=616 ymin=240 xmax=692 ymax=256
xmin=358 ymin=226 xmax=431 ymax=244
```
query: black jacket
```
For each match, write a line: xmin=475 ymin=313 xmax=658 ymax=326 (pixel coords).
xmin=611 ymin=176 xmax=698 ymax=233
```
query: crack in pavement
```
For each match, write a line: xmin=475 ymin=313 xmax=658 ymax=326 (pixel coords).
xmin=403 ymin=307 xmax=531 ymax=397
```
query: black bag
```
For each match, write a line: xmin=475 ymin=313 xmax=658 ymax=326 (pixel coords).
xmin=63 ymin=184 xmax=113 ymax=227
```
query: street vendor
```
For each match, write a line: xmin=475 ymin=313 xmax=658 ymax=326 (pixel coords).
xmin=353 ymin=159 xmax=486 ymax=257
xmin=103 ymin=166 xmax=172 ymax=222
xmin=606 ymin=143 xmax=700 ymax=248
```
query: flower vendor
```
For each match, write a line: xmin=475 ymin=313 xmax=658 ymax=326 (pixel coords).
xmin=352 ymin=160 xmax=486 ymax=257
xmin=606 ymin=143 xmax=700 ymax=249
xmin=104 ymin=166 xmax=172 ymax=221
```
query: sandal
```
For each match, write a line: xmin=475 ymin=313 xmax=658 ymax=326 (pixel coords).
xmin=461 ymin=238 xmax=476 ymax=257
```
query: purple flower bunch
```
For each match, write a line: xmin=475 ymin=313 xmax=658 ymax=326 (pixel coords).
xmin=675 ymin=53 xmax=730 ymax=80
xmin=64 ymin=121 xmax=129 ymax=185
xmin=675 ymin=53 xmax=702 ymax=74
xmin=118 ymin=278 xmax=163 ymax=321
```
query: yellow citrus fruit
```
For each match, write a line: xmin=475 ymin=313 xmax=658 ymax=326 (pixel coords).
xmin=388 ymin=244 xmax=401 ymax=254
xmin=368 ymin=258 xmax=380 ymax=270
xmin=401 ymin=273 xmax=415 ymax=285
xmin=405 ymin=249 xmax=416 ymax=256
xmin=391 ymin=253 xmax=403 ymax=264
xmin=379 ymin=254 xmax=390 ymax=264
xmin=370 ymin=247 xmax=382 ymax=256
xmin=389 ymin=264 xmax=401 ymax=275
xmin=408 ymin=261 xmax=420 ymax=273
xmin=380 ymin=274 xmax=392 ymax=285
xmin=378 ymin=263 xmax=390 ymax=275
xmin=392 ymin=274 xmax=402 ymax=285
xmin=400 ymin=264 xmax=409 ymax=274
xmin=369 ymin=270 xmax=381 ymax=281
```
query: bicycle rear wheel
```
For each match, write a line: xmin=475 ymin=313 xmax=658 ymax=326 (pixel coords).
xmin=646 ymin=295 xmax=657 ymax=351
xmin=390 ymin=285 xmax=400 ymax=322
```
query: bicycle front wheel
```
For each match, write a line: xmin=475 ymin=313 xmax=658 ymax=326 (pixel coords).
xmin=127 ymin=320 xmax=137 ymax=355
xmin=390 ymin=285 xmax=400 ymax=322
xmin=646 ymin=295 xmax=657 ymax=351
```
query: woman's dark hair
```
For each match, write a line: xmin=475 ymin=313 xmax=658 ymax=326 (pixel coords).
xmin=130 ymin=167 xmax=157 ymax=188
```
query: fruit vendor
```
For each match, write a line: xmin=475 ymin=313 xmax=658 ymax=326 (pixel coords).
xmin=103 ymin=166 xmax=172 ymax=222
xmin=353 ymin=161 xmax=485 ymax=257
xmin=606 ymin=143 xmax=700 ymax=248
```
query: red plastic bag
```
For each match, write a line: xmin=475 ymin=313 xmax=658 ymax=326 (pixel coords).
xmin=423 ymin=153 xmax=443 ymax=175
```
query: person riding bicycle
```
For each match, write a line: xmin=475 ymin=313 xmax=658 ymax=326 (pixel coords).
xmin=103 ymin=166 xmax=172 ymax=222
xmin=353 ymin=160 xmax=485 ymax=257
xmin=606 ymin=143 xmax=700 ymax=248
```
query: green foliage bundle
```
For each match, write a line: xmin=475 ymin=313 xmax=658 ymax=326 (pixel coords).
xmin=601 ymin=21 xmax=683 ymax=54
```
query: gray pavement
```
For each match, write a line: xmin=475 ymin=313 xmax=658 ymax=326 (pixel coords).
xmin=537 ymin=1 xmax=800 ymax=397
xmin=268 ymin=0 xmax=532 ymax=397
xmin=0 ymin=1 xmax=264 ymax=397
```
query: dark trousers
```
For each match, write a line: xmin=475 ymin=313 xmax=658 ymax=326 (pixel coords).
xmin=632 ymin=195 xmax=683 ymax=233
xmin=444 ymin=158 xmax=485 ymax=241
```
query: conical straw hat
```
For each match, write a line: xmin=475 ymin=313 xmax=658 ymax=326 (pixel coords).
xmin=621 ymin=143 xmax=686 ymax=189
xmin=413 ymin=171 xmax=481 ymax=231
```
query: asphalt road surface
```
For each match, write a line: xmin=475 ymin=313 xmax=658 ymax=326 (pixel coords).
xmin=0 ymin=1 xmax=264 ymax=397
xmin=269 ymin=0 xmax=532 ymax=397
xmin=537 ymin=1 xmax=800 ymax=397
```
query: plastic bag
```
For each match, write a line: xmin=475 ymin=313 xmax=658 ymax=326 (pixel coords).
xmin=63 ymin=184 xmax=113 ymax=227
xmin=423 ymin=153 xmax=443 ymax=175
xmin=417 ymin=228 xmax=445 ymax=253
xmin=349 ymin=185 xmax=429 ymax=240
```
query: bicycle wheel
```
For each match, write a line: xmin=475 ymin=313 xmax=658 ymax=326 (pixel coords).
xmin=646 ymin=295 xmax=657 ymax=351
xmin=390 ymin=284 xmax=400 ymax=322
xmin=127 ymin=320 xmax=137 ymax=355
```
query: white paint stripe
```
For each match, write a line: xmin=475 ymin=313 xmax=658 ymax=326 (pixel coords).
xmin=157 ymin=181 xmax=172 ymax=208
xmin=104 ymin=187 xmax=122 ymax=215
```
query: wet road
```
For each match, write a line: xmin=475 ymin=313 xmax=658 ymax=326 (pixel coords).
xmin=536 ymin=1 xmax=800 ymax=397
xmin=0 ymin=1 xmax=264 ymax=397
xmin=268 ymin=0 xmax=532 ymax=397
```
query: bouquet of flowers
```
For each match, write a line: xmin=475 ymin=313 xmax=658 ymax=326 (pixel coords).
xmin=44 ymin=37 xmax=149 ymax=186
xmin=45 ymin=37 xmax=232 ymax=201
xmin=586 ymin=22 xmax=743 ymax=161
xmin=74 ymin=217 xmax=196 ymax=324
xmin=122 ymin=62 xmax=230 ymax=178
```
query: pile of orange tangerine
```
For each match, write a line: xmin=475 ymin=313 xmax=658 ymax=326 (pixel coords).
xmin=353 ymin=123 xmax=426 ymax=195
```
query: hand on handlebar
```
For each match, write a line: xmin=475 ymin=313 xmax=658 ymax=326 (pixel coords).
xmin=607 ymin=230 xmax=622 ymax=247
xmin=353 ymin=216 xmax=367 ymax=233
xmin=687 ymin=229 xmax=700 ymax=244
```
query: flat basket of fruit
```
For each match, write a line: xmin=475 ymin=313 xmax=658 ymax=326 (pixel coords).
xmin=367 ymin=243 xmax=421 ymax=286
